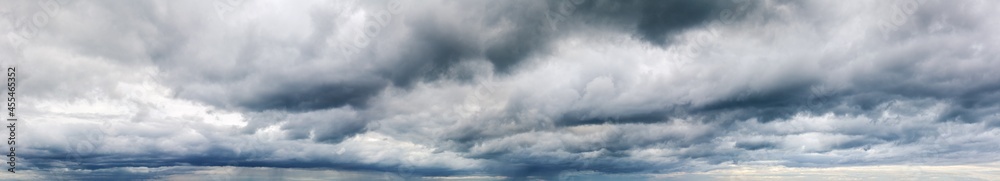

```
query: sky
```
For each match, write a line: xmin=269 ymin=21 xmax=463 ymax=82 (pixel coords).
xmin=2 ymin=0 xmax=1000 ymax=180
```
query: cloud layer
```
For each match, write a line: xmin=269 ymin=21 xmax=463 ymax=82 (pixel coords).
xmin=3 ymin=0 xmax=1000 ymax=180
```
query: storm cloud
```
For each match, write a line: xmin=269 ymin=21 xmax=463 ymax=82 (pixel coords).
xmin=4 ymin=0 xmax=1000 ymax=180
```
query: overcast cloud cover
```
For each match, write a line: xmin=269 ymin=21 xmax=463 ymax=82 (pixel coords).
xmin=2 ymin=0 xmax=1000 ymax=180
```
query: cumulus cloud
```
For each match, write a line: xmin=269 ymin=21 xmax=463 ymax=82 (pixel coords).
xmin=3 ymin=0 xmax=1000 ymax=180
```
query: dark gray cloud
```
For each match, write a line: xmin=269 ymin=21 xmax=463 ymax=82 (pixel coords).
xmin=7 ymin=0 xmax=1000 ymax=180
xmin=149 ymin=0 xmax=747 ymax=113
